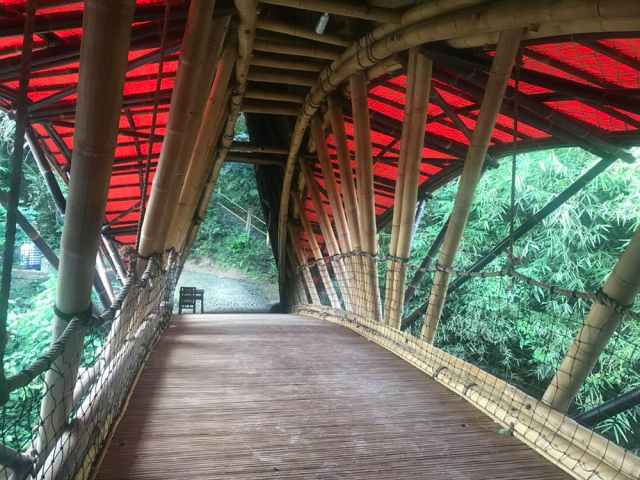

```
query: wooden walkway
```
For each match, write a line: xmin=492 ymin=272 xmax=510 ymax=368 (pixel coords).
xmin=96 ymin=314 xmax=569 ymax=479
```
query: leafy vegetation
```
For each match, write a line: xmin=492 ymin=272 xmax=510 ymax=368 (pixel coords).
xmin=190 ymin=162 xmax=277 ymax=283
xmin=392 ymin=147 xmax=640 ymax=449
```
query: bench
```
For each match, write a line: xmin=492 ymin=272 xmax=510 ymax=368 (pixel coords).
xmin=178 ymin=286 xmax=204 ymax=314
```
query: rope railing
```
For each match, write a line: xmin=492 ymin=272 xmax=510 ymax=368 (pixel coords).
xmin=290 ymin=248 xmax=640 ymax=479
xmin=0 ymin=251 xmax=180 ymax=480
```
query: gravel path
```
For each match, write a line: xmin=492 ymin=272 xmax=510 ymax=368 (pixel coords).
xmin=175 ymin=264 xmax=278 ymax=313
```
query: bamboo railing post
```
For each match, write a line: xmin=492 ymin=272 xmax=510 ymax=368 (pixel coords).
xmin=297 ymin=197 xmax=341 ymax=309
xmin=384 ymin=49 xmax=432 ymax=328
xmin=288 ymin=224 xmax=321 ymax=305
xmin=310 ymin=115 xmax=356 ymax=309
xmin=35 ymin=0 xmax=135 ymax=460
xmin=327 ymin=95 xmax=366 ymax=316
xmin=542 ymin=229 xmax=640 ymax=413
xmin=300 ymin=161 xmax=352 ymax=309
xmin=138 ymin=0 xmax=216 ymax=257
xmin=421 ymin=29 xmax=524 ymax=343
xmin=350 ymin=72 xmax=382 ymax=322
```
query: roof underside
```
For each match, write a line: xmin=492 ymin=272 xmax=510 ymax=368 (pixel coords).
xmin=1 ymin=1 xmax=639 ymax=249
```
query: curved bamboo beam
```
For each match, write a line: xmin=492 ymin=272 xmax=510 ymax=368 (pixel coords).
xmin=138 ymin=0 xmax=217 ymax=257
xmin=168 ymin=43 xmax=237 ymax=251
xmin=275 ymin=0 xmax=640 ymax=289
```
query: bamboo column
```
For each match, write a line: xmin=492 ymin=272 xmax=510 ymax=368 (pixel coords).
xmin=327 ymin=95 xmax=366 ymax=315
xmin=310 ymin=115 xmax=356 ymax=309
xmin=297 ymin=197 xmax=341 ymax=309
xmin=169 ymin=42 xmax=237 ymax=251
xmin=350 ymin=72 xmax=382 ymax=322
xmin=300 ymin=161 xmax=352 ymax=308
xmin=421 ymin=29 xmax=524 ymax=343
xmin=288 ymin=224 xmax=321 ymax=305
xmin=36 ymin=0 xmax=135 ymax=459
xmin=384 ymin=49 xmax=432 ymax=329
xmin=138 ymin=0 xmax=216 ymax=257
xmin=542 ymin=229 xmax=640 ymax=413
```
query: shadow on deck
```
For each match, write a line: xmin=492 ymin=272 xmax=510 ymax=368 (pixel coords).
xmin=95 ymin=314 xmax=569 ymax=479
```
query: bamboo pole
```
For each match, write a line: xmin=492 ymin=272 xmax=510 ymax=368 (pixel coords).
xmin=35 ymin=0 xmax=135 ymax=461
xmin=300 ymin=161 xmax=352 ymax=309
xmin=297 ymin=197 xmax=341 ymax=309
xmin=242 ymin=100 xmax=300 ymax=116
xmin=247 ymin=70 xmax=315 ymax=87
xmin=138 ymin=0 xmax=216 ymax=257
xmin=253 ymin=38 xmax=339 ymax=60
xmin=350 ymin=72 xmax=382 ymax=322
xmin=251 ymin=54 xmax=325 ymax=72
xmin=260 ymin=0 xmax=402 ymax=24
xmin=256 ymin=18 xmax=350 ymax=47
xmin=275 ymin=0 xmax=639 ymax=278
xmin=421 ymin=29 xmax=524 ymax=342
xmin=542 ymin=229 xmax=640 ymax=413
xmin=384 ymin=49 xmax=432 ymax=329
xmin=288 ymin=224 xmax=321 ymax=305
xmin=104 ymin=237 xmax=127 ymax=284
xmin=244 ymin=88 xmax=305 ymax=104
xmin=310 ymin=115 xmax=358 ymax=312
xmin=326 ymin=95 xmax=365 ymax=315
xmin=168 ymin=43 xmax=237 ymax=251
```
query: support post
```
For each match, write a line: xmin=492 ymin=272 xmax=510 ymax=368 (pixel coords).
xmin=542 ymin=230 xmax=640 ymax=413
xmin=300 ymin=161 xmax=352 ymax=309
xmin=350 ymin=72 xmax=382 ymax=321
xmin=288 ymin=224 xmax=321 ymax=305
xmin=35 ymin=0 xmax=135 ymax=459
xmin=384 ymin=48 xmax=432 ymax=328
xmin=421 ymin=29 xmax=524 ymax=342
xmin=297 ymin=197 xmax=341 ymax=309
xmin=139 ymin=0 xmax=216 ymax=257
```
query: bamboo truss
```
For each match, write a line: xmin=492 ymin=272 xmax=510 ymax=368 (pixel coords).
xmin=421 ymin=29 xmax=524 ymax=342
xmin=275 ymin=0 xmax=640 ymax=284
xmin=288 ymin=224 xmax=321 ymax=305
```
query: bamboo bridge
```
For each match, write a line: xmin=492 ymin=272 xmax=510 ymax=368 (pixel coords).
xmin=0 ymin=1 xmax=639 ymax=479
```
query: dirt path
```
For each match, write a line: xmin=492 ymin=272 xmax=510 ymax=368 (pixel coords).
xmin=175 ymin=262 xmax=278 ymax=313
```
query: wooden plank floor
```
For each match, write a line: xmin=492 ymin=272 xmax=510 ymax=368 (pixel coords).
xmin=96 ymin=314 xmax=570 ymax=479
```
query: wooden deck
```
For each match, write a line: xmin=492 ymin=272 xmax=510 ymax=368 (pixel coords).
xmin=95 ymin=314 xmax=570 ymax=479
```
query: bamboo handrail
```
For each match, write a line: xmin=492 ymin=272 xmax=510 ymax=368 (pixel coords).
xmin=421 ymin=28 xmax=524 ymax=342
xmin=35 ymin=0 xmax=136 ymax=463
xmin=296 ymin=303 xmax=640 ymax=480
